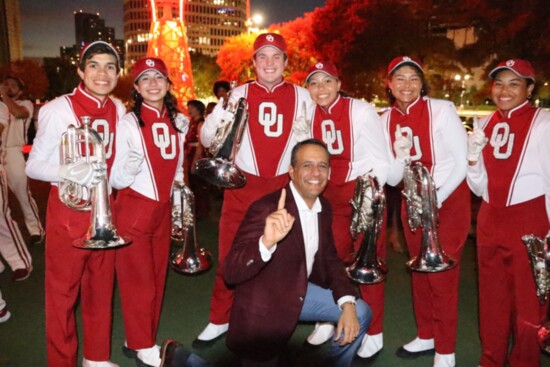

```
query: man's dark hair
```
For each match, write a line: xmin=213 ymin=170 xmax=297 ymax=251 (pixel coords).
xmin=290 ymin=139 xmax=330 ymax=167
xmin=79 ymin=44 xmax=120 ymax=73
xmin=187 ymin=99 xmax=206 ymax=116
xmin=3 ymin=75 xmax=25 ymax=90
xmin=213 ymin=80 xmax=230 ymax=98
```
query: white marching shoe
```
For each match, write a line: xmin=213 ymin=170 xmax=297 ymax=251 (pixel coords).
xmin=136 ymin=345 xmax=162 ymax=367
xmin=306 ymin=322 xmax=335 ymax=346
xmin=434 ymin=352 xmax=455 ymax=367
xmin=192 ymin=322 xmax=229 ymax=348
xmin=82 ymin=359 xmax=119 ymax=367
xmin=396 ymin=337 xmax=435 ymax=359
xmin=357 ymin=332 xmax=383 ymax=358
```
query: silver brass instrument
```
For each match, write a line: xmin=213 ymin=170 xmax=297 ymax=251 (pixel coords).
xmin=402 ymin=160 xmax=456 ymax=272
xmin=170 ymin=182 xmax=212 ymax=274
xmin=347 ymin=175 xmax=387 ymax=284
xmin=521 ymin=234 xmax=550 ymax=352
xmin=195 ymin=81 xmax=248 ymax=188
xmin=59 ymin=116 xmax=128 ymax=249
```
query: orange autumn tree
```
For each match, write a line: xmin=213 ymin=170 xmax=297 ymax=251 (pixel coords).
xmin=216 ymin=12 xmax=320 ymax=86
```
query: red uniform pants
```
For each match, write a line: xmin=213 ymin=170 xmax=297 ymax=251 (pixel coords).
xmin=114 ymin=189 xmax=172 ymax=349
xmin=401 ymin=181 xmax=470 ymax=354
xmin=477 ymin=196 xmax=548 ymax=367
xmin=45 ymin=187 xmax=115 ymax=367
xmin=209 ymin=172 xmax=289 ymax=324
xmin=323 ymin=180 xmax=387 ymax=335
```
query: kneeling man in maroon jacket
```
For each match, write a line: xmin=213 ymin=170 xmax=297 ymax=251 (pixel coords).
xmin=223 ymin=139 xmax=371 ymax=367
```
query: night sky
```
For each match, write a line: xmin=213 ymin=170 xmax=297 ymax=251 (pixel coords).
xmin=19 ymin=0 xmax=326 ymax=58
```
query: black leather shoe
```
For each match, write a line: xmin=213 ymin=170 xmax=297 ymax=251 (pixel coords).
xmin=395 ymin=346 xmax=435 ymax=359
xmin=160 ymin=339 xmax=191 ymax=367
xmin=191 ymin=332 xmax=226 ymax=349
xmin=356 ymin=349 xmax=382 ymax=365
xmin=122 ymin=345 xmax=138 ymax=359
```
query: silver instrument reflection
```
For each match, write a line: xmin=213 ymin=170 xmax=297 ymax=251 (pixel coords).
xmin=402 ymin=160 xmax=455 ymax=272
xmin=170 ymin=182 xmax=212 ymax=274
xmin=346 ymin=174 xmax=387 ymax=284
xmin=521 ymin=233 xmax=550 ymax=352
xmin=195 ymin=81 xmax=248 ymax=188
xmin=59 ymin=116 xmax=128 ymax=249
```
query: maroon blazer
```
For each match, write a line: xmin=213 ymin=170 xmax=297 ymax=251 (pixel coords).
xmin=224 ymin=184 xmax=357 ymax=361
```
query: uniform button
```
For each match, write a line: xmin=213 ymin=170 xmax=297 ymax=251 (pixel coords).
xmin=246 ymin=259 xmax=254 ymax=266
xmin=299 ymin=296 xmax=304 ymax=302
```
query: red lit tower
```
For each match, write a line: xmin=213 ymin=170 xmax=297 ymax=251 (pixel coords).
xmin=147 ymin=0 xmax=195 ymax=111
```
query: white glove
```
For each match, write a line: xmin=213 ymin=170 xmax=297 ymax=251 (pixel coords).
xmin=393 ymin=124 xmax=413 ymax=160
xmin=211 ymin=97 xmax=235 ymax=127
xmin=175 ymin=114 xmax=189 ymax=134
xmin=124 ymin=149 xmax=144 ymax=177
xmin=293 ymin=102 xmax=311 ymax=142
xmin=362 ymin=184 xmax=374 ymax=217
xmin=59 ymin=158 xmax=105 ymax=188
xmin=467 ymin=119 xmax=488 ymax=162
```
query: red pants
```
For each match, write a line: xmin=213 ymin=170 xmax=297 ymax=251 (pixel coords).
xmin=477 ymin=197 xmax=548 ymax=367
xmin=401 ymin=181 xmax=470 ymax=354
xmin=323 ymin=180 xmax=387 ymax=335
xmin=45 ymin=187 xmax=115 ymax=367
xmin=209 ymin=173 xmax=289 ymax=324
xmin=114 ymin=189 xmax=172 ymax=349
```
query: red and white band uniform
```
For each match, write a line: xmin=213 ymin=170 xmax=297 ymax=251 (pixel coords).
xmin=25 ymin=83 xmax=125 ymax=367
xmin=309 ymin=94 xmax=392 ymax=336
xmin=110 ymin=104 xmax=186 ymax=350
xmin=0 ymin=101 xmax=30 ymax=274
xmin=200 ymin=80 xmax=313 ymax=325
xmin=381 ymin=96 xmax=470 ymax=354
xmin=467 ymin=101 xmax=550 ymax=367
xmin=4 ymin=98 xmax=44 ymax=238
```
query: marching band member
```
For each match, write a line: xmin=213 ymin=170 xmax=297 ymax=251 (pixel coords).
xmin=0 ymin=99 xmax=31 ymax=282
xmin=110 ymin=57 xmax=187 ymax=367
xmin=381 ymin=56 xmax=470 ymax=367
xmin=297 ymin=61 xmax=393 ymax=360
xmin=26 ymin=41 xmax=124 ymax=367
xmin=195 ymin=32 xmax=313 ymax=347
xmin=0 ymin=75 xmax=45 ymax=247
xmin=467 ymin=59 xmax=550 ymax=367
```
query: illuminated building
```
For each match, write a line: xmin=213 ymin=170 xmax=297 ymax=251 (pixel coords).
xmin=123 ymin=0 xmax=247 ymax=69
xmin=0 ymin=0 xmax=23 ymax=65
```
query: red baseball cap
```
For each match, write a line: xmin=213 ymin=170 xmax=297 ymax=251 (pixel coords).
xmin=387 ymin=56 xmax=424 ymax=75
xmin=306 ymin=61 xmax=339 ymax=83
xmin=80 ymin=41 xmax=120 ymax=65
xmin=253 ymin=33 xmax=287 ymax=55
xmin=133 ymin=57 xmax=169 ymax=82
xmin=489 ymin=59 xmax=535 ymax=82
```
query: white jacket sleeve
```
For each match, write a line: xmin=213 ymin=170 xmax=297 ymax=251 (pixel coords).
xmin=539 ymin=118 xmax=550 ymax=224
xmin=466 ymin=115 xmax=491 ymax=198
xmin=26 ymin=99 xmax=70 ymax=182
xmin=109 ymin=114 xmax=140 ymax=189
xmin=436 ymin=103 xmax=468 ymax=204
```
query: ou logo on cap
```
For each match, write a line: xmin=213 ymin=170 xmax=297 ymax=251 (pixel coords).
xmin=315 ymin=62 xmax=324 ymax=69
xmin=403 ymin=56 xmax=411 ymax=62
xmin=266 ymin=35 xmax=274 ymax=42
xmin=506 ymin=60 xmax=515 ymax=67
xmin=146 ymin=59 xmax=155 ymax=67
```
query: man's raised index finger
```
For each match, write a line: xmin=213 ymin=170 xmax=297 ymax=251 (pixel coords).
xmin=278 ymin=188 xmax=286 ymax=210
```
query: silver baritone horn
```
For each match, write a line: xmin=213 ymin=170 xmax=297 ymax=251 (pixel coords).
xmin=170 ymin=182 xmax=212 ymax=274
xmin=402 ymin=160 xmax=455 ymax=272
xmin=59 ymin=116 xmax=128 ymax=249
xmin=194 ymin=81 xmax=248 ymax=189
xmin=521 ymin=233 xmax=550 ymax=353
xmin=347 ymin=174 xmax=387 ymax=284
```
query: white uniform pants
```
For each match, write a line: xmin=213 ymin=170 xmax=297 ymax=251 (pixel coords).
xmin=4 ymin=147 xmax=43 ymax=236
xmin=0 ymin=166 xmax=31 ymax=271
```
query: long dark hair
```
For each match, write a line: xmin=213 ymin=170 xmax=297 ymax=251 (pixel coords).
xmin=131 ymin=87 xmax=182 ymax=132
